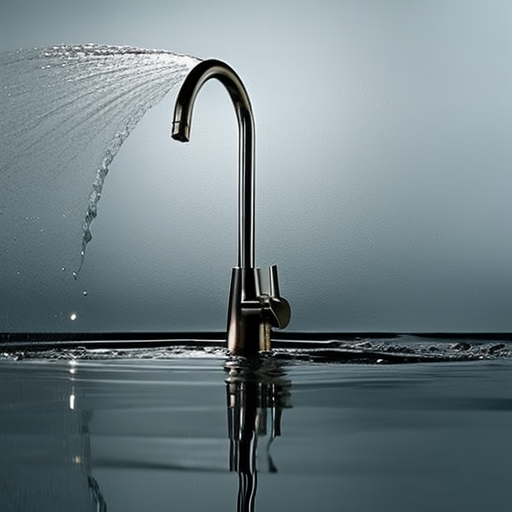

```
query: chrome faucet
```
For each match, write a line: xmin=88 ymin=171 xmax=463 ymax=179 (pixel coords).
xmin=171 ymin=59 xmax=291 ymax=355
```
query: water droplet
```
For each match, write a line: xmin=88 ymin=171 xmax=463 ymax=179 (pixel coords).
xmin=83 ymin=230 xmax=92 ymax=244
xmin=70 ymin=312 xmax=77 ymax=321
xmin=61 ymin=267 xmax=66 ymax=271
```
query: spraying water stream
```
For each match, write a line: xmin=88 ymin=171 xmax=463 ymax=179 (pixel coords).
xmin=0 ymin=44 xmax=200 ymax=276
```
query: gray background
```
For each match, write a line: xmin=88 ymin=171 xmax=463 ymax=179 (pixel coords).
xmin=1 ymin=0 xmax=512 ymax=333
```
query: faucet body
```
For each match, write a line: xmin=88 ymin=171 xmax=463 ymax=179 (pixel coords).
xmin=172 ymin=59 xmax=290 ymax=354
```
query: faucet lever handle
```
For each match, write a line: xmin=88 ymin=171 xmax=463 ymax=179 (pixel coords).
xmin=268 ymin=264 xmax=281 ymax=298
xmin=262 ymin=265 xmax=291 ymax=329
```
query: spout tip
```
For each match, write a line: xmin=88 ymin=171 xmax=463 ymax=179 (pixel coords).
xmin=171 ymin=121 xmax=190 ymax=142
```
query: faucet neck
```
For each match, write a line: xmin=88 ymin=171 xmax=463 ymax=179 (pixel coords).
xmin=172 ymin=59 xmax=255 ymax=269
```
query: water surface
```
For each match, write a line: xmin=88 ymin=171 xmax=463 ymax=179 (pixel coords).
xmin=1 ymin=345 xmax=511 ymax=511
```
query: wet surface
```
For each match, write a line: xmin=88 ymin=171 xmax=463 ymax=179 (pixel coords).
xmin=2 ymin=334 xmax=512 ymax=363
xmin=1 ymin=339 xmax=511 ymax=511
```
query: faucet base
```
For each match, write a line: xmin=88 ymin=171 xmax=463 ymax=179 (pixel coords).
xmin=227 ymin=267 xmax=271 ymax=355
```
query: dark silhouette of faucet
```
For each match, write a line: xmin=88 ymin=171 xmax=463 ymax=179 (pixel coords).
xmin=225 ymin=356 xmax=292 ymax=512
xmin=172 ymin=59 xmax=290 ymax=355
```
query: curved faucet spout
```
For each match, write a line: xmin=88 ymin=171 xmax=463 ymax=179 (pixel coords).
xmin=171 ymin=59 xmax=255 ymax=269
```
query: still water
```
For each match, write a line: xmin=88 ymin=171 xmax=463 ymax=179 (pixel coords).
xmin=1 ymin=342 xmax=511 ymax=512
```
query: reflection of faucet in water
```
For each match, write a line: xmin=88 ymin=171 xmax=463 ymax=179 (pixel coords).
xmin=172 ymin=59 xmax=291 ymax=355
xmin=225 ymin=356 xmax=292 ymax=512
xmin=68 ymin=354 xmax=290 ymax=512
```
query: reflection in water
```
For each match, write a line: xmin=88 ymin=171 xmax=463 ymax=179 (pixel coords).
xmin=70 ymin=372 xmax=108 ymax=512
xmin=66 ymin=354 xmax=292 ymax=512
xmin=87 ymin=475 xmax=107 ymax=512
xmin=2 ymin=350 xmax=512 ymax=511
xmin=225 ymin=356 xmax=292 ymax=512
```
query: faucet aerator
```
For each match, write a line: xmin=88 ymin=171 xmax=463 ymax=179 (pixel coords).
xmin=171 ymin=122 xmax=190 ymax=142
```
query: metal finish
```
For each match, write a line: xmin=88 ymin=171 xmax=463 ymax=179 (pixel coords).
xmin=171 ymin=59 xmax=290 ymax=354
xmin=172 ymin=59 xmax=254 ymax=269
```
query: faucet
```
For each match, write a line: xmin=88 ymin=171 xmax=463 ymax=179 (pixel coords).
xmin=171 ymin=59 xmax=291 ymax=355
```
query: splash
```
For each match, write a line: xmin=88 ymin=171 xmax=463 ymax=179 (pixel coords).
xmin=1 ymin=335 xmax=511 ymax=362
xmin=0 ymin=44 xmax=200 ymax=274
